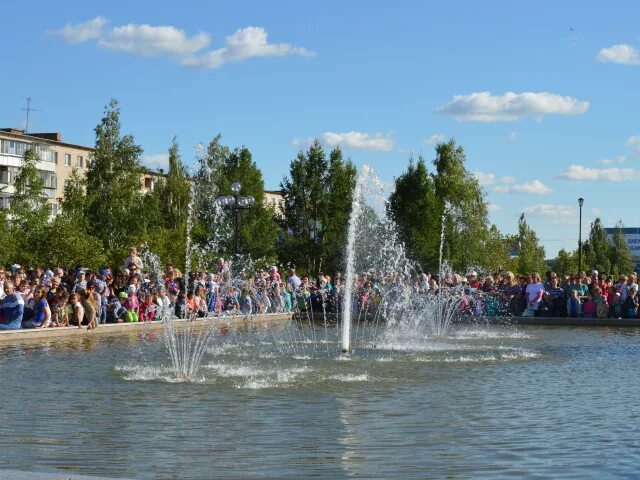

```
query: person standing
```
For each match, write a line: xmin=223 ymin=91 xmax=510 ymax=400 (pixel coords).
xmin=523 ymin=273 xmax=544 ymax=317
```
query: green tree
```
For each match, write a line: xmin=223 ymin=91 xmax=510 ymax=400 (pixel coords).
xmin=59 ymin=168 xmax=86 ymax=220
xmin=582 ymin=217 xmax=611 ymax=273
xmin=46 ymin=166 xmax=106 ymax=269
xmin=280 ymin=141 xmax=328 ymax=273
xmin=609 ymin=221 xmax=634 ymax=275
xmin=480 ymin=225 xmax=512 ymax=274
xmin=432 ymin=139 xmax=490 ymax=271
xmin=163 ymin=137 xmax=190 ymax=227
xmin=388 ymin=156 xmax=440 ymax=269
xmin=513 ymin=213 xmax=546 ymax=274
xmin=280 ymin=141 xmax=355 ymax=274
xmin=388 ymin=139 xmax=492 ymax=272
xmin=0 ymin=209 xmax=14 ymax=266
xmin=85 ymin=98 xmax=144 ymax=265
xmin=9 ymin=146 xmax=50 ymax=266
xmin=320 ymin=148 xmax=356 ymax=273
xmin=553 ymin=248 xmax=578 ymax=277
xmin=144 ymin=137 xmax=192 ymax=268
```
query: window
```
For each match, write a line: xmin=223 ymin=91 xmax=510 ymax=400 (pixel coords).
xmin=39 ymin=171 xmax=57 ymax=191
xmin=35 ymin=145 xmax=56 ymax=163
xmin=144 ymin=177 xmax=154 ymax=189
xmin=77 ymin=155 xmax=83 ymax=168
xmin=0 ymin=166 xmax=19 ymax=185
xmin=50 ymin=203 xmax=58 ymax=216
xmin=64 ymin=153 xmax=71 ymax=166
xmin=0 ymin=196 xmax=10 ymax=210
xmin=1 ymin=139 xmax=29 ymax=157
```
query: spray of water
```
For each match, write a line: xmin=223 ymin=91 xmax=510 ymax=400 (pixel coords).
xmin=341 ymin=165 xmax=370 ymax=353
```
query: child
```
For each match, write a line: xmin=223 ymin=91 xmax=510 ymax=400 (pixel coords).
xmin=138 ymin=291 xmax=156 ymax=322
xmin=260 ymin=287 xmax=272 ymax=313
xmin=582 ymin=294 xmax=596 ymax=319
xmin=224 ymin=287 xmax=239 ymax=313
xmin=123 ymin=286 xmax=140 ymax=322
xmin=611 ymin=291 xmax=623 ymax=319
xmin=109 ymin=292 xmax=128 ymax=323
xmin=282 ymin=285 xmax=292 ymax=312
xmin=70 ymin=292 xmax=84 ymax=328
xmin=240 ymin=288 xmax=252 ymax=315
xmin=623 ymin=287 xmax=639 ymax=318
xmin=567 ymin=289 xmax=582 ymax=318
xmin=594 ymin=287 xmax=609 ymax=319
xmin=52 ymin=292 xmax=70 ymax=327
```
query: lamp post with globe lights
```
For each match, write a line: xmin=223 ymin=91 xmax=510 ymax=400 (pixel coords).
xmin=215 ymin=182 xmax=255 ymax=256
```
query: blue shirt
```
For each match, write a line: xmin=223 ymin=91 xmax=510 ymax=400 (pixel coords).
xmin=32 ymin=298 xmax=48 ymax=325
xmin=0 ymin=293 xmax=25 ymax=329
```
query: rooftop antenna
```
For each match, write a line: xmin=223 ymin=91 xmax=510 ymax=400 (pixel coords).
xmin=22 ymin=97 xmax=41 ymax=134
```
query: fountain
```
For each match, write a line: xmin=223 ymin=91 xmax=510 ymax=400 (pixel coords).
xmin=340 ymin=165 xmax=369 ymax=353
xmin=335 ymin=165 xmax=464 ymax=356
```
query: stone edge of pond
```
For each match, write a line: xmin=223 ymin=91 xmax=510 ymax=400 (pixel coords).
xmin=0 ymin=313 xmax=294 ymax=344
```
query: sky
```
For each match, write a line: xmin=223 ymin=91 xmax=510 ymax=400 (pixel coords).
xmin=1 ymin=0 xmax=639 ymax=257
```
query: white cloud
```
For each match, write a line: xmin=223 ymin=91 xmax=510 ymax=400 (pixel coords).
xmin=99 ymin=24 xmax=210 ymax=57
xmin=183 ymin=26 xmax=314 ymax=69
xmin=597 ymin=44 xmax=640 ymax=65
xmin=524 ymin=204 xmax=577 ymax=224
xmin=627 ymin=135 xmax=640 ymax=155
xmin=424 ymin=133 xmax=445 ymax=145
xmin=473 ymin=171 xmax=496 ymax=186
xmin=50 ymin=19 xmax=313 ymax=69
xmin=323 ymin=131 xmax=394 ymax=151
xmin=488 ymin=203 xmax=500 ymax=213
xmin=628 ymin=136 xmax=640 ymax=146
xmin=596 ymin=156 xmax=625 ymax=165
xmin=557 ymin=164 xmax=640 ymax=182
xmin=500 ymin=176 xmax=516 ymax=184
xmin=435 ymin=91 xmax=589 ymax=122
xmin=590 ymin=207 xmax=601 ymax=216
xmin=140 ymin=154 xmax=170 ymax=171
xmin=508 ymin=132 xmax=517 ymax=140
xmin=493 ymin=180 xmax=552 ymax=195
xmin=48 ymin=16 xmax=107 ymax=43
xmin=293 ymin=131 xmax=394 ymax=151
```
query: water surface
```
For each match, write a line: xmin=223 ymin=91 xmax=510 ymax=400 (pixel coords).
xmin=1 ymin=324 xmax=639 ymax=479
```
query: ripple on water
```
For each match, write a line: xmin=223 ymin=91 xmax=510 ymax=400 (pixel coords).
xmin=114 ymin=364 xmax=203 ymax=383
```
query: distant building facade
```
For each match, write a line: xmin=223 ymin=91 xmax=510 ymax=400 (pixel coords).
xmin=605 ymin=227 xmax=640 ymax=271
xmin=264 ymin=189 xmax=284 ymax=217
xmin=0 ymin=128 xmax=91 ymax=215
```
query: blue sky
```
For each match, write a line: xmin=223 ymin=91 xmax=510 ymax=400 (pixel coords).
xmin=2 ymin=0 xmax=640 ymax=257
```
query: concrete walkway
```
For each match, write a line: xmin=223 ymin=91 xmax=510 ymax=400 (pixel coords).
xmin=0 ymin=313 xmax=294 ymax=344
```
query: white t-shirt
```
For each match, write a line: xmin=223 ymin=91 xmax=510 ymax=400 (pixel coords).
xmin=525 ymin=283 xmax=545 ymax=305
xmin=74 ymin=301 xmax=85 ymax=324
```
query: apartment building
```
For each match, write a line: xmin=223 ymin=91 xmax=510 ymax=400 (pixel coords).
xmin=0 ymin=128 xmax=91 ymax=215
xmin=1 ymin=127 xmax=282 ymax=217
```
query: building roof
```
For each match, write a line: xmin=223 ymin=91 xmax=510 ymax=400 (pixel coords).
xmin=0 ymin=128 xmax=95 ymax=152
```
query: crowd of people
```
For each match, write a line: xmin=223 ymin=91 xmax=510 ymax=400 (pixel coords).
xmin=434 ymin=269 xmax=640 ymax=319
xmin=1 ymin=247 xmax=640 ymax=332
xmin=0 ymin=248 xmax=340 ymax=331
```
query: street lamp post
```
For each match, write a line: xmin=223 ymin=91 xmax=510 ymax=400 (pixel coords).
xmin=215 ymin=181 xmax=255 ymax=257
xmin=578 ymin=197 xmax=584 ymax=274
